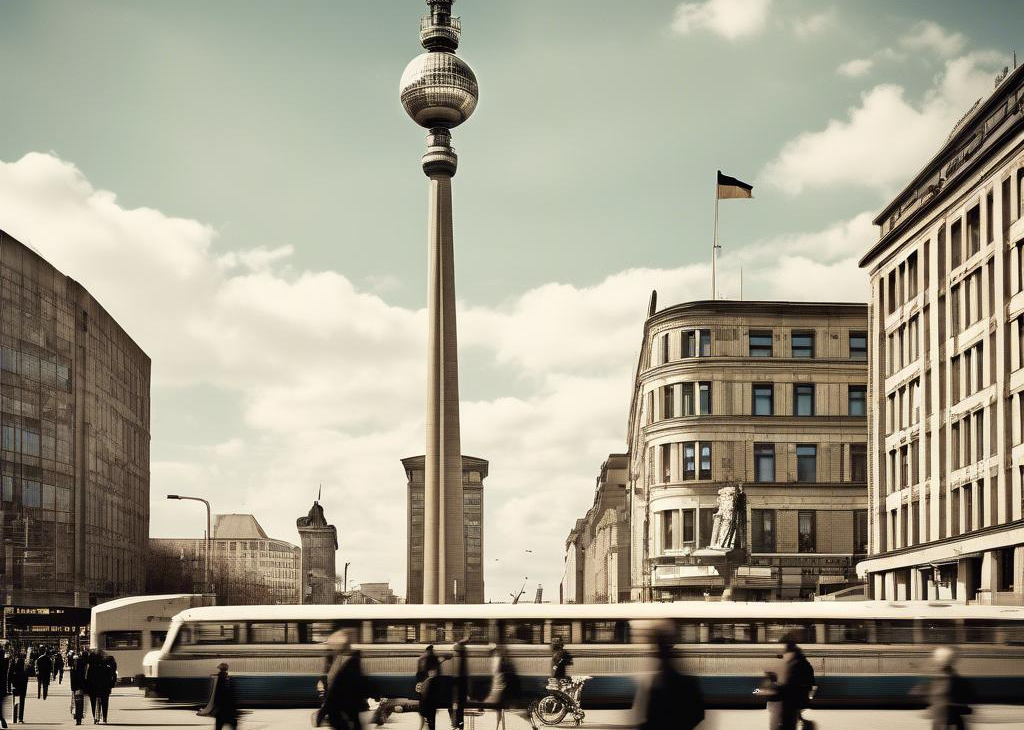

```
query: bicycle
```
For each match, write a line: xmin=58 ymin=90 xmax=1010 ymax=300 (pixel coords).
xmin=528 ymin=675 xmax=591 ymax=727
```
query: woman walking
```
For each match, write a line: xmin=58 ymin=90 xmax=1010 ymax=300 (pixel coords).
xmin=483 ymin=645 xmax=521 ymax=730
xmin=7 ymin=651 xmax=28 ymax=724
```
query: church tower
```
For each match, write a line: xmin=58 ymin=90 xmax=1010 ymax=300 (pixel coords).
xmin=296 ymin=500 xmax=338 ymax=604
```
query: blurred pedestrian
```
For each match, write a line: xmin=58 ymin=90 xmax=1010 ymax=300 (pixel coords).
xmin=775 ymin=635 xmax=815 ymax=730
xmin=7 ymin=651 xmax=28 ymax=724
xmin=448 ymin=641 xmax=469 ymax=730
xmin=632 ymin=622 xmax=704 ymax=730
xmin=53 ymin=651 xmax=64 ymax=685
xmin=0 ymin=646 xmax=10 ymax=729
xmin=550 ymin=637 xmax=573 ymax=682
xmin=34 ymin=652 xmax=51 ymax=700
xmin=321 ymin=631 xmax=368 ymax=730
xmin=925 ymin=647 xmax=973 ymax=730
xmin=416 ymin=644 xmax=443 ymax=730
xmin=483 ymin=644 xmax=521 ymax=730
xmin=198 ymin=662 xmax=238 ymax=730
xmin=69 ymin=652 xmax=87 ymax=725
xmin=90 ymin=652 xmax=116 ymax=723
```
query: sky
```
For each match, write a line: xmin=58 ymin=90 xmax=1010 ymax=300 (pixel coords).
xmin=0 ymin=0 xmax=1020 ymax=601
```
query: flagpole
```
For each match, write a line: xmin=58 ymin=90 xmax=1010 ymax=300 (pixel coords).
xmin=712 ymin=180 xmax=719 ymax=300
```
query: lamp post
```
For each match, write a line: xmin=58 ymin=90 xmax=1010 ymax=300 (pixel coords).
xmin=167 ymin=494 xmax=212 ymax=594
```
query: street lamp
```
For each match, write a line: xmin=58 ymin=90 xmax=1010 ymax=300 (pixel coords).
xmin=167 ymin=494 xmax=212 ymax=594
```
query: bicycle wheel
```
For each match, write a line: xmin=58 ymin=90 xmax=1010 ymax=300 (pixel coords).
xmin=534 ymin=694 xmax=569 ymax=726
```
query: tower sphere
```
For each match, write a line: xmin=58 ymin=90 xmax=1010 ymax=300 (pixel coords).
xmin=400 ymin=52 xmax=478 ymax=129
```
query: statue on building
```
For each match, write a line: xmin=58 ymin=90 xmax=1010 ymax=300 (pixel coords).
xmin=708 ymin=485 xmax=744 ymax=551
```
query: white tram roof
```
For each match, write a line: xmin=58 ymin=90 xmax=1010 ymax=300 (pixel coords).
xmin=93 ymin=594 xmax=207 ymax=614
xmin=171 ymin=601 xmax=1024 ymax=624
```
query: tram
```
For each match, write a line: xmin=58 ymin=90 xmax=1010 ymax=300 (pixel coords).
xmin=91 ymin=594 xmax=213 ymax=684
xmin=142 ymin=601 xmax=1024 ymax=708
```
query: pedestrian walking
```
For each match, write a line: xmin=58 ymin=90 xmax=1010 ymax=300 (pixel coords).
xmin=923 ymin=647 xmax=973 ymax=730
xmin=415 ymin=645 xmax=443 ymax=730
xmin=89 ymin=651 xmax=116 ymax=724
xmin=483 ymin=645 xmax=521 ymax=730
xmin=53 ymin=652 xmax=65 ymax=685
xmin=774 ymin=635 xmax=815 ymax=730
xmin=7 ymin=651 xmax=28 ymax=724
xmin=632 ymin=622 xmax=704 ymax=730
xmin=35 ymin=652 xmax=52 ymax=700
xmin=320 ymin=631 xmax=369 ymax=730
xmin=198 ymin=663 xmax=238 ymax=730
xmin=0 ymin=646 xmax=10 ymax=729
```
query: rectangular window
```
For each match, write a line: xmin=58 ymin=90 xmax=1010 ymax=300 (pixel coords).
xmin=500 ymin=621 xmax=544 ymax=645
xmin=682 ymin=509 xmax=695 ymax=543
xmin=662 ymin=385 xmax=675 ymax=419
xmin=851 ymin=444 xmax=867 ymax=482
xmin=967 ymin=204 xmax=981 ymax=255
xmin=680 ymin=382 xmax=695 ymax=416
xmin=699 ymin=443 xmax=712 ymax=480
xmin=848 ymin=385 xmax=867 ymax=416
xmin=976 ymin=410 xmax=985 ymax=462
xmin=754 ymin=444 xmax=775 ymax=483
xmin=682 ymin=330 xmax=695 ymax=358
xmin=792 ymin=332 xmax=815 ymax=358
xmin=796 ymin=445 xmax=817 ymax=483
xmin=854 ymin=510 xmax=868 ymax=553
xmin=682 ymin=442 xmax=695 ymax=481
xmin=582 ymin=621 xmax=628 ymax=644
xmin=751 ymin=509 xmax=776 ymax=552
xmin=752 ymin=383 xmax=774 ymax=416
xmin=951 ymin=219 xmax=962 ymax=268
xmin=662 ymin=510 xmax=679 ymax=551
xmin=850 ymin=332 xmax=867 ymax=360
xmin=907 ymin=252 xmax=918 ymax=298
xmin=248 ymin=622 xmax=300 ymax=644
xmin=794 ymin=384 xmax=815 ymax=416
xmin=698 ymin=382 xmax=712 ymax=414
xmin=699 ymin=329 xmax=711 ymax=357
xmin=661 ymin=333 xmax=670 ymax=363
xmin=798 ymin=511 xmax=816 ymax=553
xmin=749 ymin=331 xmax=773 ymax=357
xmin=103 ymin=631 xmax=141 ymax=650
xmin=661 ymin=443 xmax=672 ymax=482
xmin=372 ymin=622 xmax=418 ymax=643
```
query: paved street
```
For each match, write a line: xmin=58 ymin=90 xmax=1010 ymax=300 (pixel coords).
xmin=7 ymin=681 xmax=1024 ymax=730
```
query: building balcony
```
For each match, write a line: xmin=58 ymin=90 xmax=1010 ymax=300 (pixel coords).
xmin=419 ymin=15 xmax=460 ymax=48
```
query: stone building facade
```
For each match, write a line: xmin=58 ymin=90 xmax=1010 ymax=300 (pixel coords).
xmin=151 ymin=513 xmax=301 ymax=604
xmin=297 ymin=501 xmax=338 ymax=604
xmin=1 ymin=231 xmax=150 ymax=607
xmin=857 ymin=63 xmax=1024 ymax=604
xmin=403 ymin=454 xmax=486 ymax=604
xmin=626 ymin=299 xmax=869 ymax=601
xmin=560 ymin=454 xmax=630 ymax=603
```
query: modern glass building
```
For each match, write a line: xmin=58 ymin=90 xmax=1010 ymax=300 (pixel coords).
xmin=1 ymin=230 xmax=150 ymax=607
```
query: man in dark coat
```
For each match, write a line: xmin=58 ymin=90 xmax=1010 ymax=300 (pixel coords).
xmin=199 ymin=663 xmax=238 ymax=730
xmin=34 ymin=652 xmax=51 ymax=700
xmin=448 ymin=642 xmax=469 ymax=730
xmin=69 ymin=652 xmax=87 ymax=725
xmin=416 ymin=645 xmax=443 ymax=730
xmin=53 ymin=652 xmax=64 ymax=685
xmin=550 ymin=638 xmax=573 ymax=682
xmin=322 ymin=633 xmax=368 ymax=730
xmin=632 ymin=622 xmax=704 ymax=730
xmin=7 ymin=651 xmax=28 ymax=724
xmin=925 ymin=647 xmax=973 ymax=730
xmin=0 ymin=647 xmax=10 ymax=729
xmin=776 ymin=636 xmax=815 ymax=730
xmin=90 ymin=652 xmax=116 ymax=723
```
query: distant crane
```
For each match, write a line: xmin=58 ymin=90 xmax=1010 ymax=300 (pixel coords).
xmin=511 ymin=578 xmax=528 ymax=604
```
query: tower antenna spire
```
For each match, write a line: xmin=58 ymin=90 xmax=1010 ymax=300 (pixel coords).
xmin=317 ymin=483 xmax=321 ymax=502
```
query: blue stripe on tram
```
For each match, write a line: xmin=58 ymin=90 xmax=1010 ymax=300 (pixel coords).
xmin=155 ymin=674 xmax=1024 ymax=709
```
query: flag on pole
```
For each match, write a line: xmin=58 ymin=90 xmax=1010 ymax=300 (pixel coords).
xmin=716 ymin=170 xmax=753 ymax=200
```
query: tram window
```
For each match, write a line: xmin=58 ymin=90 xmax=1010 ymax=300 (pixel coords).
xmin=249 ymin=622 xmax=300 ymax=644
xmin=372 ymin=622 xmax=418 ymax=643
xmin=875 ymin=620 xmax=915 ymax=644
xmin=180 ymin=622 xmax=239 ymax=645
xmin=150 ymin=631 xmax=168 ymax=648
xmin=921 ymin=620 xmax=960 ymax=645
xmin=551 ymin=622 xmax=572 ymax=644
xmin=677 ymin=622 xmax=700 ymax=643
xmin=1000 ymin=622 xmax=1024 ymax=646
xmin=500 ymin=621 xmax=543 ymax=644
xmin=103 ymin=631 xmax=141 ymax=650
xmin=823 ymin=621 xmax=869 ymax=644
xmin=307 ymin=621 xmax=361 ymax=644
xmin=962 ymin=620 xmax=998 ymax=644
xmin=451 ymin=621 xmax=489 ymax=644
xmin=582 ymin=620 xmax=628 ymax=644
xmin=707 ymin=622 xmax=754 ymax=643
xmin=763 ymin=622 xmax=816 ymax=644
xmin=422 ymin=622 xmax=448 ymax=644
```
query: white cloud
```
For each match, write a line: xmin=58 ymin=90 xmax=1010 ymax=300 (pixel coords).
xmin=671 ymin=0 xmax=772 ymax=40
xmin=900 ymin=20 xmax=965 ymax=58
xmin=0 ymin=152 xmax=874 ymax=599
xmin=793 ymin=9 xmax=836 ymax=39
xmin=837 ymin=58 xmax=873 ymax=78
xmin=762 ymin=51 xmax=1002 ymax=194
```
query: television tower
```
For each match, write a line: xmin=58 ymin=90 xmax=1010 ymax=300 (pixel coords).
xmin=400 ymin=0 xmax=479 ymax=604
